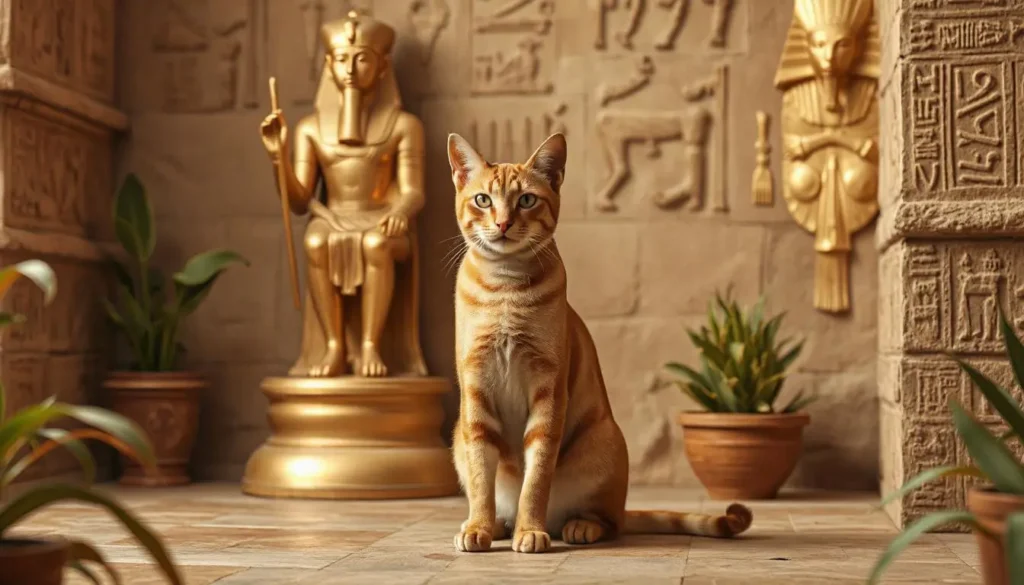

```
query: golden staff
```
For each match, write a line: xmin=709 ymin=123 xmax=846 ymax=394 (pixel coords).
xmin=269 ymin=77 xmax=302 ymax=310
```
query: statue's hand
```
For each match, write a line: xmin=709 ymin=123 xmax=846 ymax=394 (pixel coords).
xmin=783 ymin=135 xmax=807 ymax=161
xmin=379 ymin=213 xmax=409 ymax=237
xmin=260 ymin=111 xmax=288 ymax=159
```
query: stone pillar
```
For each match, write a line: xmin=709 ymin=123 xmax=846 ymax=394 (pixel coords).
xmin=878 ymin=0 xmax=1024 ymax=528
xmin=0 ymin=0 xmax=126 ymax=480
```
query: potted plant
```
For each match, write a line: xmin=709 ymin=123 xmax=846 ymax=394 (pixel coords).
xmin=102 ymin=173 xmax=248 ymax=486
xmin=870 ymin=311 xmax=1024 ymax=585
xmin=0 ymin=259 xmax=183 ymax=585
xmin=666 ymin=291 xmax=812 ymax=500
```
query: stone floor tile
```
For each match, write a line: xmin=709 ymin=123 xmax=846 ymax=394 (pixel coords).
xmin=11 ymin=483 xmax=981 ymax=584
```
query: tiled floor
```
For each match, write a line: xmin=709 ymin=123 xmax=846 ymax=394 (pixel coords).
xmin=12 ymin=484 xmax=981 ymax=584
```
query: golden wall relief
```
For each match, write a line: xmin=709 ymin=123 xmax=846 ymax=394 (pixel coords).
xmin=774 ymin=0 xmax=881 ymax=313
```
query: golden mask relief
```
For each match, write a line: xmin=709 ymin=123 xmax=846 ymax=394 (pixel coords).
xmin=774 ymin=0 xmax=880 ymax=313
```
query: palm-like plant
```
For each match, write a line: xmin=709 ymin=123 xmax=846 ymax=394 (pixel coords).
xmin=0 ymin=260 xmax=182 ymax=584
xmin=665 ymin=291 xmax=812 ymax=413
xmin=870 ymin=311 xmax=1024 ymax=583
xmin=103 ymin=173 xmax=248 ymax=371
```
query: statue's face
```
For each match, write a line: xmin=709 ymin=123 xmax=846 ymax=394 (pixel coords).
xmin=806 ymin=26 xmax=859 ymax=76
xmin=327 ymin=46 xmax=384 ymax=91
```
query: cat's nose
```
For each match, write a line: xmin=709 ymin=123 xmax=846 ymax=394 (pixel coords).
xmin=497 ymin=220 xmax=513 ymax=234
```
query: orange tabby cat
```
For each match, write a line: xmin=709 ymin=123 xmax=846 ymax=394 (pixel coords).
xmin=447 ymin=132 xmax=752 ymax=554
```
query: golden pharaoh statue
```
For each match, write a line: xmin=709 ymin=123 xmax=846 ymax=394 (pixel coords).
xmin=242 ymin=12 xmax=457 ymax=500
xmin=774 ymin=0 xmax=880 ymax=313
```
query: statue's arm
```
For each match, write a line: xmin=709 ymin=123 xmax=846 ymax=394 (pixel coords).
xmin=392 ymin=114 xmax=426 ymax=218
xmin=287 ymin=122 xmax=319 ymax=214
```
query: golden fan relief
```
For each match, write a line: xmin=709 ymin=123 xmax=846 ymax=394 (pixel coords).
xmin=774 ymin=0 xmax=880 ymax=313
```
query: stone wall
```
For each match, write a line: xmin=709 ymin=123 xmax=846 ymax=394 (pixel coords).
xmin=0 ymin=0 xmax=124 ymax=480
xmin=118 ymin=0 xmax=879 ymax=489
xmin=878 ymin=0 xmax=1024 ymax=528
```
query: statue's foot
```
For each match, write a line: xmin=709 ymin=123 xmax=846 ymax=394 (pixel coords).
xmin=310 ymin=345 xmax=345 ymax=377
xmin=361 ymin=342 xmax=388 ymax=377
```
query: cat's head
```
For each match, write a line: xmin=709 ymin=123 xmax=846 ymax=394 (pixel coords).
xmin=447 ymin=133 xmax=567 ymax=258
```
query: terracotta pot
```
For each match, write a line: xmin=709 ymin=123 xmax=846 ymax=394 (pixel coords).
xmin=0 ymin=538 xmax=68 ymax=585
xmin=967 ymin=487 xmax=1024 ymax=585
xmin=105 ymin=371 xmax=205 ymax=487
xmin=678 ymin=411 xmax=810 ymax=500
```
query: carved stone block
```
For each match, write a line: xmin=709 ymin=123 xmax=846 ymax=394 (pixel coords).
xmin=1 ymin=106 xmax=114 ymax=240
xmin=587 ymin=0 xmax=747 ymax=55
xmin=892 ymin=241 xmax=1024 ymax=355
xmin=6 ymin=0 xmax=116 ymax=102
xmin=902 ymin=421 xmax=964 ymax=517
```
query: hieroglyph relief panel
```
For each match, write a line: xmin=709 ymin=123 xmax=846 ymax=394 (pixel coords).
xmin=2 ymin=107 xmax=113 ymax=239
xmin=470 ymin=0 xmax=556 ymax=95
xmin=903 ymin=242 xmax=1024 ymax=354
xmin=8 ymin=0 xmax=116 ymax=102
xmin=593 ymin=0 xmax=743 ymax=53
xmin=899 ymin=355 xmax=1023 ymax=514
xmin=903 ymin=59 xmax=1018 ymax=197
xmin=592 ymin=61 xmax=728 ymax=214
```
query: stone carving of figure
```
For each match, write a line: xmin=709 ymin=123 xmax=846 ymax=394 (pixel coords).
xmin=774 ymin=0 xmax=880 ymax=313
xmin=259 ymin=11 xmax=428 ymax=378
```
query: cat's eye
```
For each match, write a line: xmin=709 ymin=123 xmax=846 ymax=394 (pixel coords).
xmin=518 ymin=193 xmax=538 ymax=209
xmin=474 ymin=194 xmax=492 ymax=208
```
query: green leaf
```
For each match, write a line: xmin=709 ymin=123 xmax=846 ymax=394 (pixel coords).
xmin=999 ymin=310 xmax=1024 ymax=400
xmin=110 ymin=260 xmax=134 ymax=294
xmin=780 ymin=390 xmax=815 ymax=413
xmin=68 ymin=539 xmax=121 ymax=585
xmin=956 ymin=358 xmax=1024 ymax=444
xmin=59 ymin=405 xmax=156 ymax=469
xmin=172 ymin=249 xmax=249 ymax=315
xmin=1 ymin=428 xmax=98 ymax=486
xmin=951 ymin=401 xmax=1024 ymax=494
xmin=779 ymin=340 xmax=804 ymax=370
xmin=868 ymin=511 xmax=981 ymax=584
xmin=114 ymin=173 xmax=155 ymax=262
xmin=0 ymin=260 xmax=57 ymax=305
xmin=878 ymin=465 xmax=984 ymax=509
xmin=0 ymin=312 xmax=26 ymax=328
xmin=1008 ymin=512 xmax=1024 ymax=585
xmin=0 ymin=484 xmax=182 ymax=585
xmin=0 ymin=381 xmax=4 ymax=423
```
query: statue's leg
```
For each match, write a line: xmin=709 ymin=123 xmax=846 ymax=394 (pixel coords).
xmin=305 ymin=220 xmax=345 ymax=377
xmin=359 ymin=229 xmax=409 ymax=377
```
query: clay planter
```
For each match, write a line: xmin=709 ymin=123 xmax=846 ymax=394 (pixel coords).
xmin=967 ymin=487 xmax=1024 ymax=585
xmin=678 ymin=412 xmax=810 ymax=500
xmin=105 ymin=371 xmax=205 ymax=486
xmin=0 ymin=538 xmax=68 ymax=585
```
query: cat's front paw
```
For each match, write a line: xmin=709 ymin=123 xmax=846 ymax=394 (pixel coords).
xmin=454 ymin=527 xmax=492 ymax=552
xmin=512 ymin=529 xmax=551 ymax=553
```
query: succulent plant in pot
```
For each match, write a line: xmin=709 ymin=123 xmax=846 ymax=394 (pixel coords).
xmin=666 ymin=291 xmax=812 ymax=500
xmin=0 ymin=259 xmax=183 ymax=585
xmin=102 ymin=173 xmax=249 ymax=486
xmin=870 ymin=311 xmax=1024 ymax=585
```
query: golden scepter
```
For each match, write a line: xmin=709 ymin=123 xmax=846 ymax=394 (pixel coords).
xmin=268 ymin=77 xmax=301 ymax=310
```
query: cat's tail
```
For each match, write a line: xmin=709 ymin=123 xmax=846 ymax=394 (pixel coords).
xmin=623 ymin=504 xmax=753 ymax=538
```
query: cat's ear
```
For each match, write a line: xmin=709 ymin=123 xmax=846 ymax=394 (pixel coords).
xmin=448 ymin=133 xmax=486 ymax=192
xmin=525 ymin=133 xmax=567 ymax=193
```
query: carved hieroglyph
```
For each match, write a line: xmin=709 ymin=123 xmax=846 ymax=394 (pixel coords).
xmin=594 ymin=0 xmax=736 ymax=51
xmin=594 ymin=64 xmax=727 ymax=213
xmin=9 ymin=0 xmax=117 ymax=102
xmin=471 ymin=0 xmax=555 ymax=95
xmin=467 ymin=102 xmax=569 ymax=163
xmin=774 ymin=0 xmax=881 ymax=314
xmin=408 ymin=0 xmax=451 ymax=65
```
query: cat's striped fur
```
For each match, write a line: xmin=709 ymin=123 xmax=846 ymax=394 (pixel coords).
xmin=447 ymin=132 xmax=752 ymax=554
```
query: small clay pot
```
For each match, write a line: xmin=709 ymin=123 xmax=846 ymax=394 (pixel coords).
xmin=967 ymin=487 xmax=1024 ymax=585
xmin=678 ymin=411 xmax=810 ymax=500
xmin=105 ymin=371 xmax=205 ymax=487
xmin=0 ymin=538 xmax=68 ymax=585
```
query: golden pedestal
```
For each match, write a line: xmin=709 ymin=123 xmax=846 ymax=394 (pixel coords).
xmin=242 ymin=376 xmax=459 ymax=499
